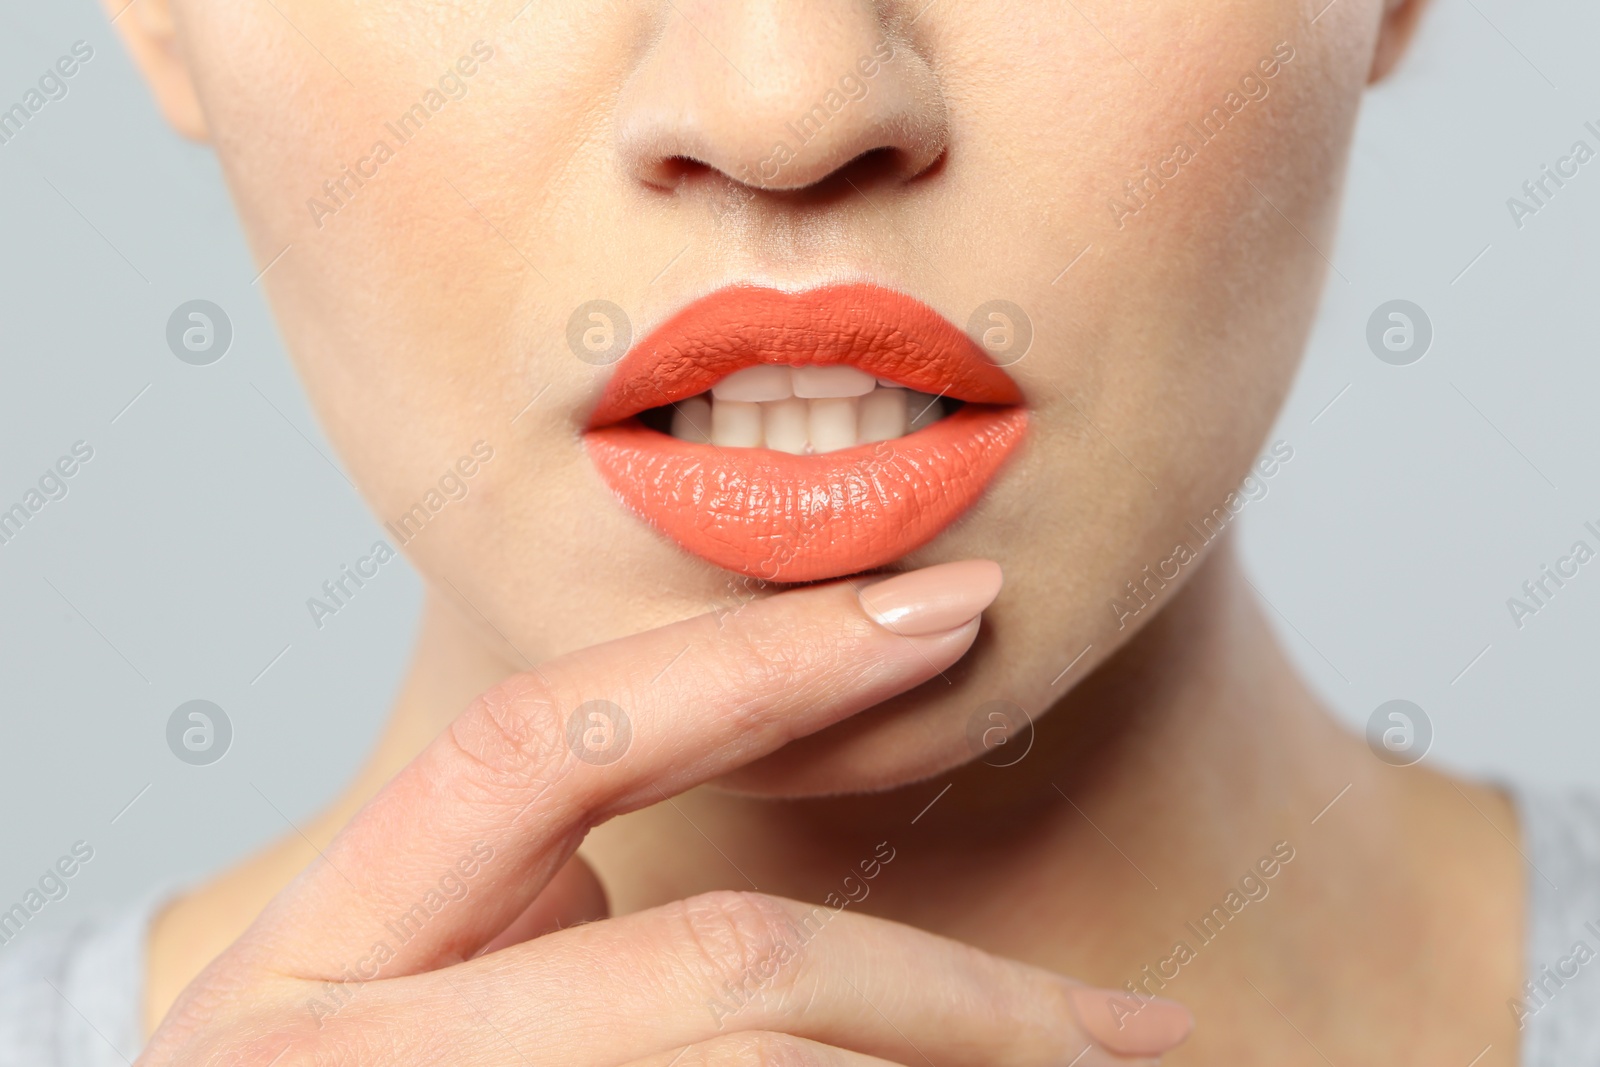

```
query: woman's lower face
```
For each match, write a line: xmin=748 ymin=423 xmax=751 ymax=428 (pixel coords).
xmin=167 ymin=0 xmax=1383 ymax=794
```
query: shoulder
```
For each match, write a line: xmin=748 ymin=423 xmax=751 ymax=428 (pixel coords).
xmin=1514 ymin=787 xmax=1600 ymax=1065
xmin=0 ymin=896 xmax=158 ymax=1067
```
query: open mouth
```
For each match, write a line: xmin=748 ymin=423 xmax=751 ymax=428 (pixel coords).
xmin=638 ymin=366 xmax=959 ymax=453
xmin=584 ymin=284 xmax=1029 ymax=582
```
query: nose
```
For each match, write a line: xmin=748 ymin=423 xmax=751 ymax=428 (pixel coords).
xmin=616 ymin=1 xmax=948 ymax=193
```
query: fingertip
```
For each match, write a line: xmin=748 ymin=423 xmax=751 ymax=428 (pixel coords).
xmin=858 ymin=559 xmax=1003 ymax=636
xmin=1067 ymin=987 xmax=1195 ymax=1059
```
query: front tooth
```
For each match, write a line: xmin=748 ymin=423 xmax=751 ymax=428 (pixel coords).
xmin=712 ymin=365 xmax=793 ymax=402
xmin=670 ymin=395 xmax=713 ymax=443
xmin=808 ymin=397 xmax=859 ymax=453
xmin=792 ymin=365 xmax=876 ymax=398
xmin=907 ymin=392 xmax=944 ymax=432
xmin=711 ymin=398 xmax=763 ymax=447
xmin=763 ymin=398 xmax=808 ymax=454
xmin=858 ymin=387 xmax=908 ymax=442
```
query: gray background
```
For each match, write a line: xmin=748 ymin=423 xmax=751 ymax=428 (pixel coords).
xmin=1 ymin=0 xmax=1596 ymax=940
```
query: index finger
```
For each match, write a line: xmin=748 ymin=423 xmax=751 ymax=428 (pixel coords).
xmin=243 ymin=560 xmax=1002 ymax=979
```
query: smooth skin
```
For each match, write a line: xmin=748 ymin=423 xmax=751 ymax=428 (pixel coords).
xmin=106 ymin=0 xmax=1522 ymax=1064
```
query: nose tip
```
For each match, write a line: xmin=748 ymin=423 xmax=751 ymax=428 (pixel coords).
xmin=616 ymin=3 xmax=948 ymax=194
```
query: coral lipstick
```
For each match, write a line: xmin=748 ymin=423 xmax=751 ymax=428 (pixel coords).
xmin=585 ymin=284 xmax=1028 ymax=582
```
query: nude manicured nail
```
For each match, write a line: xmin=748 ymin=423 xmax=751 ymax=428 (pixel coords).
xmin=1067 ymin=987 xmax=1194 ymax=1058
xmin=857 ymin=560 xmax=1003 ymax=636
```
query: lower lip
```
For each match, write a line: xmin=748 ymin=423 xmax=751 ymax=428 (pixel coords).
xmin=585 ymin=405 xmax=1029 ymax=582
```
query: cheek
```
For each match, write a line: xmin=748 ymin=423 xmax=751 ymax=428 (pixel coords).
xmin=942 ymin=0 xmax=1373 ymax=492
xmin=181 ymin=3 xmax=632 ymax=513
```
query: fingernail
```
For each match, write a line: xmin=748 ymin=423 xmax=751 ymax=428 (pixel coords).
xmin=857 ymin=560 xmax=1003 ymax=636
xmin=1067 ymin=987 xmax=1194 ymax=1058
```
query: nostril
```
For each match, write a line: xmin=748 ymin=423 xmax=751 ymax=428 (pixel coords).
xmin=657 ymin=155 xmax=714 ymax=188
xmin=778 ymin=147 xmax=920 ymax=202
xmin=770 ymin=145 xmax=945 ymax=202
xmin=655 ymin=145 xmax=944 ymax=206
xmin=631 ymin=154 xmax=714 ymax=192
xmin=834 ymin=145 xmax=942 ymax=187
xmin=841 ymin=146 xmax=898 ymax=179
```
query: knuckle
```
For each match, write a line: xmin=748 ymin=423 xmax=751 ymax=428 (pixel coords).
xmin=667 ymin=891 xmax=807 ymax=1003
xmin=701 ymin=624 xmax=843 ymax=733
xmin=445 ymin=672 xmax=570 ymax=800
xmin=679 ymin=1031 xmax=830 ymax=1067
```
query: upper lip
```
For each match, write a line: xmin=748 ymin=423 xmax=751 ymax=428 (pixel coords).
xmin=586 ymin=284 xmax=1024 ymax=429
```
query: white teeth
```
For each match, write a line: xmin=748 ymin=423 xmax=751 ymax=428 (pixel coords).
xmin=792 ymin=365 xmax=877 ymax=398
xmin=670 ymin=395 xmax=712 ymax=443
xmin=762 ymin=398 xmax=809 ymax=455
xmin=711 ymin=364 xmax=793 ymax=402
xmin=665 ymin=374 xmax=955 ymax=451
xmin=711 ymin=399 xmax=762 ymax=447
xmin=858 ymin=387 xmax=908 ymax=442
xmin=808 ymin=397 xmax=859 ymax=453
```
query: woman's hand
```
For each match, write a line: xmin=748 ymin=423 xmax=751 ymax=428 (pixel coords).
xmin=135 ymin=561 xmax=1192 ymax=1066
